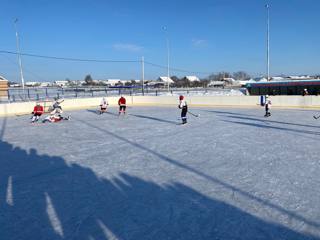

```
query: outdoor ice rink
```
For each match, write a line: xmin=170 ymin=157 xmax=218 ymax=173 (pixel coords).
xmin=1 ymin=106 xmax=320 ymax=240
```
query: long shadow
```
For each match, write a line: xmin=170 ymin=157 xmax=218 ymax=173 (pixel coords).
xmin=74 ymin=117 xmax=320 ymax=232
xmin=86 ymin=109 xmax=118 ymax=116
xmin=202 ymin=109 xmax=258 ymax=118
xmin=130 ymin=114 xmax=178 ymax=125
xmin=0 ymin=139 xmax=318 ymax=239
xmin=224 ymin=119 xmax=320 ymax=137
xmin=226 ymin=115 xmax=320 ymax=130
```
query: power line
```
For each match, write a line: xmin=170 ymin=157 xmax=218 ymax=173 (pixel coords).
xmin=0 ymin=50 xmax=212 ymax=75
xmin=0 ymin=50 xmax=140 ymax=63
xmin=144 ymin=61 xmax=211 ymax=75
xmin=0 ymin=53 xmax=49 ymax=82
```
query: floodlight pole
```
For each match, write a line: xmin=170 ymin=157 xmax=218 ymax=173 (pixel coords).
xmin=163 ymin=26 xmax=170 ymax=92
xmin=14 ymin=18 xmax=26 ymax=97
xmin=141 ymin=56 xmax=145 ymax=95
xmin=266 ymin=4 xmax=270 ymax=81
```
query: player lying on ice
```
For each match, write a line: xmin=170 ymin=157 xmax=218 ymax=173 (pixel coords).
xmin=42 ymin=113 xmax=70 ymax=123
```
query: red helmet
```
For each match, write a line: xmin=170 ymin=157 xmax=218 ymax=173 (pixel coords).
xmin=179 ymin=95 xmax=184 ymax=100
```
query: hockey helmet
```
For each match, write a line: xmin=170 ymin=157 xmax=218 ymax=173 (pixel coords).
xmin=179 ymin=95 xmax=184 ymax=100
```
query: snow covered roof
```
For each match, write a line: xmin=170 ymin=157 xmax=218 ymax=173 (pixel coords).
xmin=236 ymin=79 xmax=256 ymax=85
xmin=208 ymin=81 xmax=224 ymax=86
xmin=271 ymin=77 xmax=285 ymax=81
xmin=0 ymin=75 xmax=8 ymax=81
xmin=185 ymin=76 xmax=200 ymax=82
xmin=254 ymin=77 xmax=268 ymax=82
xmin=158 ymin=77 xmax=174 ymax=83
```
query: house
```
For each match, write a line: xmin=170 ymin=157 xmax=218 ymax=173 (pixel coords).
xmin=221 ymin=77 xmax=236 ymax=85
xmin=158 ymin=77 xmax=174 ymax=84
xmin=54 ymin=80 xmax=69 ymax=87
xmin=185 ymin=76 xmax=200 ymax=82
xmin=39 ymin=82 xmax=52 ymax=87
xmin=25 ymin=82 xmax=40 ymax=87
xmin=208 ymin=81 xmax=225 ymax=87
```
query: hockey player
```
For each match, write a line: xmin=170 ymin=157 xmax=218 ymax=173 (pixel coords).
xmin=42 ymin=113 xmax=70 ymax=123
xmin=31 ymin=102 xmax=44 ymax=123
xmin=51 ymin=97 xmax=64 ymax=114
xmin=118 ymin=96 xmax=126 ymax=115
xmin=178 ymin=95 xmax=188 ymax=124
xmin=264 ymin=95 xmax=271 ymax=117
xmin=99 ymin=97 xmax=109 ymax=114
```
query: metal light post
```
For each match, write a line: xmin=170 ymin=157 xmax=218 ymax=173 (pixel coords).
xmin=163 ymin=26 xmax=170 ymax=92
xmin=141 ymin=56 xmax=145 ymax=95
xmin=266 ymin=4 xmax=270 ymax=81
xmin=14 ymin=18 xmax=25 ymax=96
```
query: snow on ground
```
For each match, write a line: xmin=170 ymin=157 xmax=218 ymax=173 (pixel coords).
xmin=158 ymin=88 xmax=245 ymax=96
xmin=0 ymin=106 xmax=320 ymax=240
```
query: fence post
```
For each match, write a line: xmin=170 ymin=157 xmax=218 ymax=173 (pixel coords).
xmin=45 ymin=88 xmax=48 ymax=97
xmin=91 ymin=88 xmax=93 ymax=97
xmin=36 ymin=94 xmax=39 ymax=100
xmin=156 ymin=90 xmax=158 ymax=96
xmin=27 ymin=88 xmax=30 ymax=99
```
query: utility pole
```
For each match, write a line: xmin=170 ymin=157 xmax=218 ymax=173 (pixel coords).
xmin=14 ymin=18 xmax=26 ymax=97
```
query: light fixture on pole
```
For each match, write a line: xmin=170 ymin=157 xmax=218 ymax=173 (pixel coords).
xmin=14 ymin=18 xmax=25 ymax=96
xmin=163 ymin=26 xmax=170 ymax=92
xmin=266 ymin=4 xmax=270 ymax=81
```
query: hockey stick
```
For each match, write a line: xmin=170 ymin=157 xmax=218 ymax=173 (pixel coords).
xmin=313 ymin=114 xmax=320 ymax=119
xmin=188 ymin=111 xmax=200 ymax=117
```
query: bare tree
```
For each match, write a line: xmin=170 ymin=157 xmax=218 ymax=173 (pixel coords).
xmin=233 ymin=71 xmax=251 ymax=80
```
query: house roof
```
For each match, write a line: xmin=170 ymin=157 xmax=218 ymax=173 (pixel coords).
xmin=185 ymin=76 xmax=200 ymax=82
xmin=0 ymin=75 xmax=8 ymax=81
xmin=159 ymin=77 xmax=174 ymax=83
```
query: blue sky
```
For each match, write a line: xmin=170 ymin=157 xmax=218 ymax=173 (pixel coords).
xmin=0 ymin=0 xmax=319 ymax=82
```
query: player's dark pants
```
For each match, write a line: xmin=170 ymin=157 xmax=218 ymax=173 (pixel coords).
xmin=31 ymin=113 xmax=42 ymax=122
xmin=119 ymin=105 xmax=126 ymax=114
xmin=181 ymin=106 xmax=188 ymax=124
xmin=265 ymin=105 xmax=270 ymax=116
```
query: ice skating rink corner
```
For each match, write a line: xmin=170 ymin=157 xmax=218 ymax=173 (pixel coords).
xmin=0 ymin=106 xmax=320 ymax=240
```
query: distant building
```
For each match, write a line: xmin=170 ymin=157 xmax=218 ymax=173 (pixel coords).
xmin=25 ymin=82 xmax=40 ymax=87
xmin=254 ymin=77 xmax=268 ymax=82
xmin=0 ymin=75 xmax=8 ymax=81
xmin=271 ymin=76 xmax=285 ymax=81
xmin=185 ymin=76 xmax=200 ymax=82
xmin=288 ymin=75 xmax=312 ymax=80
xmin=221 ymin=77 xmax=236 ymax=84
xmin=235 ymin=79 xmax=256 ymax=87
xmin=208 ymin=81 xmax=225 ymax=87
xmin=158 ymin=77 xmax=174 ymax=84
xmin=39 ymin=82 xmax=52 ymax=87
xmin=54 ymin=80 xmax=69 ymax=87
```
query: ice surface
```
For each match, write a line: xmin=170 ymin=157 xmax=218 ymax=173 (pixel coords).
xmin=0 ymin=106 xmax=320 ymax=239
